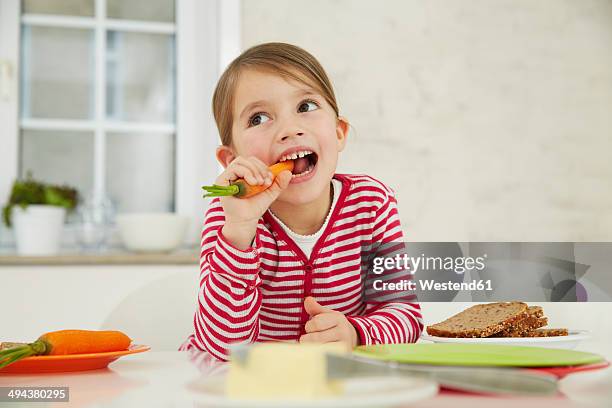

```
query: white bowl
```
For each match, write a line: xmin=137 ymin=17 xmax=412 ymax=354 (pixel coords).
xmin=116 ymin=213 xmax=189 ymax=252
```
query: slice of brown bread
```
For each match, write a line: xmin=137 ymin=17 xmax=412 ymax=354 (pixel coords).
xmin=494 ymin=317 xmax=548 ymax=337
xmin=426 ymin=302 xmax=529 ymax=338
xmin=492 ymin=306 xmax=547 ymax=337
xmin=523 ymin=328 xmax=569 ymax=337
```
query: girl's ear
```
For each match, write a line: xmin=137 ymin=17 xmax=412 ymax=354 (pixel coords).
xmin=216 ymin=145 xmax=236 ymax=169
xmin=336 ymin=116 xmax=350 ymax=152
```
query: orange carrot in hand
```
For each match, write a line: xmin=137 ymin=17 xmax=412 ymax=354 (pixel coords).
xmin=202 ymin=160 xmax=294 ymax=199
xmin=0 ymin=330 xmax=131 ymax=369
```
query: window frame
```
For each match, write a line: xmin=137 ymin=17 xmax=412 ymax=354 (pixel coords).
xmin=0 ymin=0 xmax=241 ymax=246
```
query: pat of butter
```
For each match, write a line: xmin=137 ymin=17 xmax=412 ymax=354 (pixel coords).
xmin=226 ymin=342 xmax=346 ymax=400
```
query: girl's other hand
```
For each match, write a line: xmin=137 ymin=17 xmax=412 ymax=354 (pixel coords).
xmin=299 ymin=297 xmax=358 ymax=351
xmin=217 ymin=156 xmax=292 ymax=250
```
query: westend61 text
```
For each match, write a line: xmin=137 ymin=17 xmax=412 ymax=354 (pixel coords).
xmin=373 ymin=279 xmax=493 ymax=292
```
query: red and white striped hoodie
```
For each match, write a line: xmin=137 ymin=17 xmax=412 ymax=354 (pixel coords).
xmin=180 ymin=174 xmax=423 ymax=360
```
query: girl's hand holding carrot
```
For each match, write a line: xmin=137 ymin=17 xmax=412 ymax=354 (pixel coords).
xmin=204 ymin=156 xmax=293 ymax=250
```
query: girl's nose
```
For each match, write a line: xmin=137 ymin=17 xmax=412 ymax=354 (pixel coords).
xmin=280 ymin=131 xmax=304 ymax=142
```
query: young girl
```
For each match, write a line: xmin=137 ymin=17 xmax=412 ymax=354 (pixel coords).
xmin=180 ymin=42 xmax=422 ymax=361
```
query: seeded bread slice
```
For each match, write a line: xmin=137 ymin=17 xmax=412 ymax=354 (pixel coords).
xmin=523 ymin=328 xmax=569 ymax=337
xmin=426 ymin=302 xmax=529 ymax=338
xmin=492 ymin=306 xmax=547 ymax=337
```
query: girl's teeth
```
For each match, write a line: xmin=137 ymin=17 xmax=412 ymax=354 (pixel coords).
xmin=279 ymin=150 xmax=313 ymax=162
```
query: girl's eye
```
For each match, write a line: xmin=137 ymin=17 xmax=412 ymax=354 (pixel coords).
xmin=248 ymin=113 xmax=271 ymax=127
xmin=298 ymin=100 xmax=319 ymax=113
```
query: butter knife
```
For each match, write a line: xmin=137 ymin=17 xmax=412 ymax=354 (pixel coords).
xmin=326 ymin=353 xmax=558 ymax=396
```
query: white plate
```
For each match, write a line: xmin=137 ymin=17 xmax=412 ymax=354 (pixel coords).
xmin=420 ymin=330 xmax=590 ymax=349
xmin=186 ymin=375 xmax=438 ymax=408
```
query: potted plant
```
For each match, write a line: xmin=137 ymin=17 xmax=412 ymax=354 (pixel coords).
xmin=2 ymin=173 xmax=79 ymax=255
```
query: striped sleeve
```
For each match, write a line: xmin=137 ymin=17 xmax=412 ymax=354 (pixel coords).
xmin=188 ymin=199 xmax=263 ymax=361
xmin=346 ymin=187 xmax=423 ymax=345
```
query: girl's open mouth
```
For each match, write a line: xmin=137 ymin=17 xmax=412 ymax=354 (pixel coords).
xmin=278 ymin=150 xmax=318 ymax=180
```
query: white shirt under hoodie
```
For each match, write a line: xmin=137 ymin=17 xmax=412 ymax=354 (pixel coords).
xmin=269 ymin=178 xmax=342 ymax=258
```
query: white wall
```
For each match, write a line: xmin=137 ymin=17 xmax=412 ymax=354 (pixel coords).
xmin=241 ymin=0 xmax=612 ymax=241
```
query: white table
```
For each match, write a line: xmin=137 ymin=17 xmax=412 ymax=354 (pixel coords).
xmin=1 ymin=349 xmax=611 ymax=407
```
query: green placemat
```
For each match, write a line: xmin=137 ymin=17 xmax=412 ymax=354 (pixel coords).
xmin=354 ymin=343 xmax=604 ymax=367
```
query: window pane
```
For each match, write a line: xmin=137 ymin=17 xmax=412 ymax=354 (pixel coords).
xmin=22 ymin=0 xmax=95 ymax=17
xmin=21 ymin=130 xmax=94 ymax=197
xmin=106 ymin=133 xmax=175 ymax=213
xmin=107 ymin=0 xmax=175 ymax=22
xmin=22 ymin=26 xmax=93 ymax=119
xmin=106 ymin=31 xmax=175 ymax=122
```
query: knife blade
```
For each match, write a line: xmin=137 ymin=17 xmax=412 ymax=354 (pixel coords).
xmin=326 ymin=353 xmax=558 ymax=396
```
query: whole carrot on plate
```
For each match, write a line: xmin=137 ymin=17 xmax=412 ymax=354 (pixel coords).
xmin=202 ymin=160 xmax=294 ymax=199
xmin=0 ymin=330 xmax=131 ymax=369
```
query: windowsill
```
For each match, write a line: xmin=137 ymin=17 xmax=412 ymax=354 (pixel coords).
xmin=0 ymin=245 xmax=199 ymax=266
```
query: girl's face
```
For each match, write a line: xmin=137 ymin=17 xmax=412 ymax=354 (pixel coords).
xmin=218 ymin=68 xmax=348 ymax=205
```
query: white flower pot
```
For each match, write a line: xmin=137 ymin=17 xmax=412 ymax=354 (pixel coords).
xmin=13 ymin=205 xmax=66 ymax=256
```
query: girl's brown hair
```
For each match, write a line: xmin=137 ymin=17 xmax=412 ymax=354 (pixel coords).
xmin=212 ymin=42 xmax=339 ymax=146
